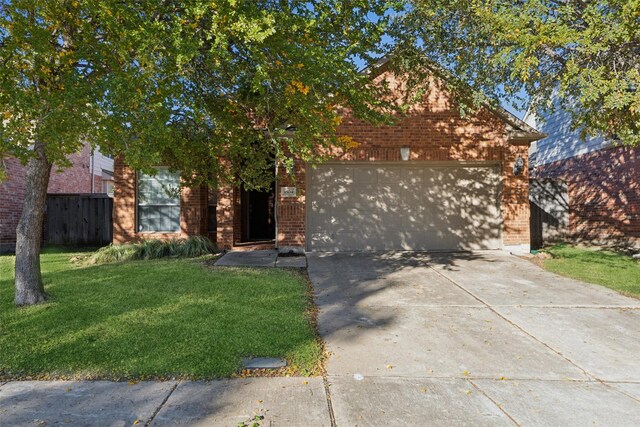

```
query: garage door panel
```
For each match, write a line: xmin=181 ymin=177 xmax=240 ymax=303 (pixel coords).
xmin=352 ymin=184 xmax=379 ymax=210
xmin=379 ymin=168 xmax=403 ymax=184
xmin=400 ymin=168 xmax=425 ymax=186
xmin=353 ymin=167 xmax=378 ymax=184
xmin=309 ymin=232 xmax=357 ymax=252
xmin=309 ymin=208 xmax=380 ymax=233
xmin=311 ymin=167 xmax=335 ymax=187
xmin=308 ymin=163 xmax=502 ymax=251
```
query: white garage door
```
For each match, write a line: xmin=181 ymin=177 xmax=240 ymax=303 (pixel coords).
xmin=307 ymin=163 xmax=502 ymax=251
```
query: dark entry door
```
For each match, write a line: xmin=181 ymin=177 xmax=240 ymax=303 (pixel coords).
xmin=248 ymin=189 xmax=275 ymax=240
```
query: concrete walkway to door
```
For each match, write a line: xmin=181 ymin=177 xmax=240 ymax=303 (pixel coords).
xmin=307 ymin=251 xmax=640 ymax=426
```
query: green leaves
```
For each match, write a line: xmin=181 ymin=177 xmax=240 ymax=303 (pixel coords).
xmin=3 ymin=0 xmax=638 ymax=187
xmin=1 ymin=0 xmax=406 ymax=188
xmin=401 ymin=0 xmax=640 ymax=145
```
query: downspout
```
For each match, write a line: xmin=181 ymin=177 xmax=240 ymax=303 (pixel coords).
xmin=90 ymin=146 xmax=95 ymax=194
xmin=274 ymin=162 xmax=279 ymax=251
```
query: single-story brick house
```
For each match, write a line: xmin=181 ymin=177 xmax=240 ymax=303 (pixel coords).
xmin=113 ymin=61 xmax=545 ymax=253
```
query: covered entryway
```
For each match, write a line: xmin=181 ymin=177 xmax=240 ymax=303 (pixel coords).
xmin=307 ymin=162 xmax=502 ymax=251
xmin=240 ymin=184 xmax=276 ymax=242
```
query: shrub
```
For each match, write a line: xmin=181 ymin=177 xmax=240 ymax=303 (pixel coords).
xmin=85 ymin=236 xmax=216 ymax=265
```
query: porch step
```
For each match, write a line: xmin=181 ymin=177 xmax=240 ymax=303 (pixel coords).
xmin=232 ymin=241 xmax=276 ymax=251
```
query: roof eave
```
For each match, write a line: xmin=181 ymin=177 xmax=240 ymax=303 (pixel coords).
xmin=507 ymin=130 xmax=548 ymax=145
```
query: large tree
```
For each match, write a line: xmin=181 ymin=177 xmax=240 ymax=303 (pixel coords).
xmin=398 ymin=0 xmax=640 ymax=144
xmin=1 ymin=0 xmax=404 ymax=306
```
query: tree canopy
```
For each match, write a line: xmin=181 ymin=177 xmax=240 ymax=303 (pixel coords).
xmin=4 ymin=0 xmax=638 ymax=185
xmin=1 ymin=0 xmax=409 ymax=305
xmin=399 ymin=0 xmax=640 ymax=145
xmin=1 ymin=0 xmax=405 ymax=189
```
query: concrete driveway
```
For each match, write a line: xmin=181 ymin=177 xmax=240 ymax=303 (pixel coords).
xmin=308 ymin=251 xmax=640 ymax=426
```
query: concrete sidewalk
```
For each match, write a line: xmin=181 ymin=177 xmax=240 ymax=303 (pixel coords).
xmin=0 ymin=378 xmax=331 ymax=426
xmin=214 ymin=249 xmax=307 ymax=268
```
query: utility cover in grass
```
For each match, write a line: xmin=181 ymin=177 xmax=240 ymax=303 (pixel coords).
xmin=242 ymin=357 xmax=287 ymax=370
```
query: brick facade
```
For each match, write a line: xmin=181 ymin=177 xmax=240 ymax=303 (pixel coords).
xmin=276 ymin=161 xmax=307 ymax=249
xmin=216 ymin=185 xmax=235 ymax=249
xmin=327 ymin=74 xmax=531 ymax=248
xmin=113 ymin=69 xmax=536 ymax=251
xmin=536 ymin=145 xmax=640 ymax=250
xmin=1 ymin=144 xmax=109 ymax=252
xmin=112 ymin=158 xmax=209 ymax=243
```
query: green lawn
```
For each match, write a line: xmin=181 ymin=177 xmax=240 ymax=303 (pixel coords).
xmin=543 ymin=245 xmax=640 ymax=297
xmin=0 ymin=248 xmax=322 ymax=380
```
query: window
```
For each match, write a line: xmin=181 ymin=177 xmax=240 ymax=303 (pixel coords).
xmin=137 ymin=168 xmax=181 ymax=232
xmin=102 ymin=169 xmax=115 ymax=197
xmin=103 ymin=179 xmax=114 ymax=197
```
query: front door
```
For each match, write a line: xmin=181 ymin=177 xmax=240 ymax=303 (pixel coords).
xmin=241 ymin=184 xmax=275 ymax=242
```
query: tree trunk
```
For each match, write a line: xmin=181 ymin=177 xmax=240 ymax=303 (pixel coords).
xmin=14 ymin=141 xmax=52 ymax=306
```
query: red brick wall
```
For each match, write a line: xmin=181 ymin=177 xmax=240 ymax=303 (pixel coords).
xmin=276 ymin=161 xmax=307 ymax=248
xmin=274 ymin=71 xmax=531 ymax=249
xmin=0 ymin=157 xmax=27 ymax=251
xmin=216 ymin=185 xmax=234 ymax=249
xmin=48 ymin=144 xmax=92 ymax=193
xmin=113 ymin=70 xmax=532 ymax=250
xmin=1 ymin=144 xmax=101 ymax=252
xmin=112 ymin=158 xmax=208 ymax=244
xmin=536 ymin=145 xmax=640 ymax=249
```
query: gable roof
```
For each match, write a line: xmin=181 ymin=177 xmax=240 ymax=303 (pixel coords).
xmin=361 ymin=55 xmax=547 ymax=145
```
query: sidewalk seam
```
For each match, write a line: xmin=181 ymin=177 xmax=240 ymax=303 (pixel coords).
xmin=145 ymin=381 xmax=179 ymax=426
xmin=322 ymin=375 xmax=337 ymax=427
xmin=430 ymin=266 xmax=595 ymax=380
xmin=600 ymin=382 xmax=640 ymax=404
xmin=468 ymin=379 xmax=520 ymax=426
xmin=324 ymin=373 xmax=638 ymax=382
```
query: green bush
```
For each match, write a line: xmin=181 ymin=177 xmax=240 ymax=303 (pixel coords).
xmin=85 ymin=236 xmax=216 ymax=265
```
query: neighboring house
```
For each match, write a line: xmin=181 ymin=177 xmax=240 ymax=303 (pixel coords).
xmin=113 ymin=60 xmax=545 ymax=253
xmin=0 ymin=144 xmax=114 ymax=253
xmin=525 ymin=104 xmax=640 ymax=250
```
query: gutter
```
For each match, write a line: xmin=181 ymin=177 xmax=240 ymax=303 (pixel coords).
xmin=90 ymin=146 xmax=95 ymax=193
xmin=274 ymin=162 xmax=279 ymax=251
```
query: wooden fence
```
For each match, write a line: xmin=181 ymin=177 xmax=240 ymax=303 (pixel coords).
xmin=45 ymin=194 xmax=113 ymax=246
xmin=529 ymin=201 xmax=545 ymax=250
xmin=529 ymin=179 xmax=569 ymax=250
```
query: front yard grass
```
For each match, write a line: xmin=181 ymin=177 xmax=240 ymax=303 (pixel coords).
xmin=542 ymin=244 xmax=640 ymax=297
xmin=0 ymin=248 xmax=322 ymax=380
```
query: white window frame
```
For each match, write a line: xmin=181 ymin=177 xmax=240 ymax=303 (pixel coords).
xmin=136 ymin=167 xmax=181 ymax=233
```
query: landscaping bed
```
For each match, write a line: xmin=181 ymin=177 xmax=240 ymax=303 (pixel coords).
xmin=0 ymin=248 xmax=323 ymax=380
